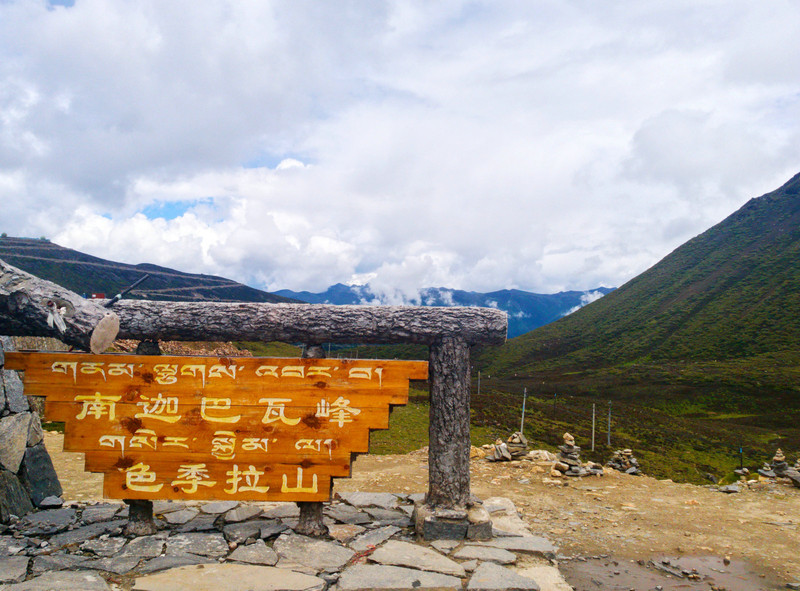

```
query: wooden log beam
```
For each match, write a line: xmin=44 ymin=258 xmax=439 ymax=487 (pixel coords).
xmin=0 ymin=258 xmax=119 ymax=353
xmin=109 ymin=300 xmax=507 ymax=346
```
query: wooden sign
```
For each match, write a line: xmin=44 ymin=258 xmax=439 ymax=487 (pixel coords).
xmin=5 ymin=352 xmax=427 ymax=502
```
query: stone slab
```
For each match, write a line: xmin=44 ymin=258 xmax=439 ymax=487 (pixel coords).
xmin=0 ymin=535 xmax=29 ymax=556
xmin=137 ymin=552 xmax=213 ymax=574
xmin=261 ymin=503 xmax=300 ymax=519
xmin=2 ymin=571 xmax=111 ymax=590
xmin=19 ymin=442 xmax=63 ymax=506
xmin=162 ymin=508 xmax=199 ymax=524
xmin=325 ymin=503 xmax=372 ymax=525
xmin=31 ymin=553 xmax=91 ymax=574
xmin=0 ymin=470 xmax=34 ymax=523
xmin=46 ymin=519 xmax=126 ymax=549
xmin=26 ymin=413 xmax=43 ymax=447
xmin=164 ymin=532 xmax=228 ymax=557
xmin=224 ymin=504 xmax=263 ymax=523
xmin=0 ymin=413 xmax=30 ymax=473
xmin=476 ymin=536 xmax=557 ymax=557
xmin=80 ymin=536 xmax=127 ymax=557
xmin=338 ymin=492 xmax=400 ymax=510
xmin=338 ymin=564 xmax=462 ymax=591
xmin=453 ymin=545 xmax=517 ymax=564
xmin=0 ymin=556 xmax=29 ymax=584
xmin=18 ymin=507 xmax=76 ymax=535
xmin=514 ymin=565 xmax=573 ymax=591
xmin=228 ymin=540 xmax=278 ymax=565
xmin=132 ymin=564 xmax=326 ymax=591
xmin=327 ymin=523 xmax=366 ymax=543
xmin=273 ymin=533 xmax=355 ymax=573
xmin=467 ymin=561 xmax=540 ymax=591
xmin=118 ymin=535 xmax=166 ymax=559
xmin=3 ymin=369 xmax=28 ymax=413
xmin=369 ymin=540 xmax=465 ymax=576
xmin=81 ymin=504 xmax=123 ymax=525
xmin=200 ymin=500 xmax=239 ymax=514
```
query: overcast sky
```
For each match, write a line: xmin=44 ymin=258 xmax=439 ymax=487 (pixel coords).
xmin=1 ymin=1 xmax=798 ymax=300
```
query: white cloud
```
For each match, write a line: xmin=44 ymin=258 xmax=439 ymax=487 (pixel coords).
xmin=1 ymin=1 xmax=798 ymax=296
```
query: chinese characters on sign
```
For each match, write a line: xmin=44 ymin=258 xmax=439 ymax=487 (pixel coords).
xmin=5 ymin=352 xmax=427 ymax=502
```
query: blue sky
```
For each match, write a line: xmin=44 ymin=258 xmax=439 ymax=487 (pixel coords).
xmin=1 ymin=1 xmax=798 ymax=300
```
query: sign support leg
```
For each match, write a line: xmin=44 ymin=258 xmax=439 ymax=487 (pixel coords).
xmin=294 ymin=343 xmax=330 ymax=538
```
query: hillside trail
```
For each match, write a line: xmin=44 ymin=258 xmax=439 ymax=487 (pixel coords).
xmin=45 ymin=431 xmax=798 ymax=589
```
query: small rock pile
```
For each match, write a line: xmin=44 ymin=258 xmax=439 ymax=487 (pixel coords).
xmin=552 ymin=433 xmax=603 ymax=478
xmin=0 ymin=337 xmax=62 ymax=524
xmin=484 ymin=432 xmax=529 ymax=462
xmin=606 ymin=448 xmax=642 ymax=475
xmin=756 ymin=448 xmax=800 ymax=489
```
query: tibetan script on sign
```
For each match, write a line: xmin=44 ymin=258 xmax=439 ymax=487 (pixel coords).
xmin=5 ymin=352 xmax=428 ymax=502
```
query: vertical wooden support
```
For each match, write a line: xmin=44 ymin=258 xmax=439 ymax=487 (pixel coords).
xmin=295 ymin=343 xmax=330 ymax=537
xmin=123 ymin=340 xmax=159 ymax=536
xmin=427 ymin=336 xmax=471 ymax=508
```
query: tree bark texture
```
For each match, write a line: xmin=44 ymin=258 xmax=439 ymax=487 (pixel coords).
xmin=426 ymin=336 xmax=471 ymax=509
xmin=294 ymin=343 xmax=330 ymax=537
xmin=109 ymin=300 xmax=506 ymax=345
xmin=0 ymin=258 xmax=119 ymax=353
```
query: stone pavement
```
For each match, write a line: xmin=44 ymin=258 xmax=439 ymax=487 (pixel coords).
xmin=0 ymin=493 xmax=572 ymax=591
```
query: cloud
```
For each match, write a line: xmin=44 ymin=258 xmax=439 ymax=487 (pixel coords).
xmin=1 ymin=1 xmax=799 ymax=296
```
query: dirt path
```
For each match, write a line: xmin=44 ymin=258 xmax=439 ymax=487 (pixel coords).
xmin=45 ymin=432 xmax=798 ymax=588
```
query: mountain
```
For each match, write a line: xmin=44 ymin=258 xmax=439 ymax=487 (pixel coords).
xmin=0 ymin=236 xmax=296 ymax=304
xmin=275 ymin=284 xmax=615 ymax=338
xmin=472 ymin=173 xmax=800 ymax=481
xmin=483 ymin=172 xmax=800 ymax=375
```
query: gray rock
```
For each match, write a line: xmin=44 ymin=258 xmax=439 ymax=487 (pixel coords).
xmin=152 ymin=500 xmax=186 ymax=515
xmin=339 ymin=492 xmax=400 ymax=510
xmin=80 ymin=536 xmax=127 ymax=557
xmin=161 ymin=508 xmax=199 ymax=524
xmin=31 ymin=553 xmax=91 ymax=574
xmin=18 ymin=507 xmax=77 ymax=535
xmin=0 ymin=413 xmax=31 ymax=472
xmin=364 ymin=507 xmax=412 ymax=527
xmin=165 ymin=532 xmax=228 ymax=557
xmin=0 ymin=470 xmax=34 ymax=523
xmin=46 ymin=519 xmax=126 ymax=549
xmin=0 ymin=556 xmax=29 ymax=584
xmin=719 ymin=484 xmax=741 ymax=494
xmin=348 ymin=525 xmax=401 ymax=552
xmin=200 ymin=500 xmax=239 ymax=514
xmin=176 ymin=513 xmax=218 ymax=532
xmin=338 ymin=564 xmax=462 ymax=590
xmin=136 ymin=552 xmax=213 ymax=574
xmin=452 ymin=545 xmax=517 ymax=564
xmin=325 ymin=503 xmax=372 ymax=524
xmin=3 ymin=369 xmax=28 ymax=413
xmin=259 ymin=520 xmax=290 ymax=539
xmin=38 ymin=496 xmax=63 ymax=509
xmin=467 ymin=561 xmax=540 ymax=590
xmin=83 ymin=554 xmax=142 ymax=574
xmin=2 ymin=571 xmax=111 ymax=590
xmin=26 ymin=413 xmax=43 ymax=447
xmin=476 ymin=536 xmax=557 ymax=558
xmin=784 ymin=469 xmax=800 ymax=489
xmin=224 ymin=504 xmax=263 ymax=523
xmin=422 ymin=516 xmax=468 ymax=540
xmin=118 ymin=535 xmax=165 ymax=559
xmin=327 ymin=523 xmax=366 ymax=543
xmin=429 ymin=539 xmax=459 ymax=554
xmin=131 ymin=564 xmax=326 ymax=591
xmin=261 ymin=503 xmax=300 ymax=519
xmin=369 ymin=540 xmax=465 ymax=577
xmin=223 ymin=519 xmax=272 ymax=543
xmin=0 ymin=535 xmax=29 ymax=556
xmin=19 ymin=443 xmax=63 ymax=506
xmin=273 ymin=533 xmax=355 ymax=573
xmin=81 ymin=504 xmax=123 ymax=525
xmin=228 ymin=540 xmax=279 ymax=565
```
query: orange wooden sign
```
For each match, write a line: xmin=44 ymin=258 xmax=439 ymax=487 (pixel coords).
xmin=5 ymin=352 xmax=427 ymax=502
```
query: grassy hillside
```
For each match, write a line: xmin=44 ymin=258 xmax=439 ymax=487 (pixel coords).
xmin=0 ymin=236 xmax=295 ymax=304
xmin=471 ymin=173 xmax=800 ymax=480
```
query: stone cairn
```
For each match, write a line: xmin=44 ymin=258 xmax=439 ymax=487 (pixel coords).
xmin=484 ymin=431 xmax=529 ymax=462
xmin=606 ymin=448 xmax=642 ymax=475
xmin=552 ymin=432 xmax=603 ymax=477
xmin=758 ymin=448 xmax=789 ymax=478
xmin=0 ymin=336 xmax=63 ymax=524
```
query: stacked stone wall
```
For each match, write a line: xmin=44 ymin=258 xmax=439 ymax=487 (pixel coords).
xmin=0 ymin=336 xmax=62 ymax=523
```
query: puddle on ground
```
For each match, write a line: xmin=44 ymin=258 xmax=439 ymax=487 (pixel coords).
xmin=560 ymin=554 xmax=785 ymax=591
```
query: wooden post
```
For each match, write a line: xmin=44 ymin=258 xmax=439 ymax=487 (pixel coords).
xmin=427 ymin=336 xmax=471 ymax=508
xmin=294 ymin=343 xmax=330 ymax=538
xmin=123 ymin=340 xmax=160 ymax=536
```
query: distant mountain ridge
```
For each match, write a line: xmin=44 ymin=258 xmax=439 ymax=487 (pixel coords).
xmin=276 ymin=284 xmax=614 ymax=338
xmin=0 ymin=236 xmax=295 ymax=304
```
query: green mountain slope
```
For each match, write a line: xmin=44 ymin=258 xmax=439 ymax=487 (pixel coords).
xmin=473 ymin=173 xmax=800 ymax=482
xmin=0 ymin=236 xmax=296 ymax=304
xmin=484 ymin=172 xmax=800 ymax=375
